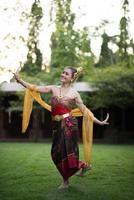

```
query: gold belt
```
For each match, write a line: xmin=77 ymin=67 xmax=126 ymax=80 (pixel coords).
xmin=52 ymin=113 xmax=70 ymax=121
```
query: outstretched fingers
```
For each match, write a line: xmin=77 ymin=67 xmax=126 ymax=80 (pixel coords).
xmin=102 ymin=113 xmax=109 ymax=125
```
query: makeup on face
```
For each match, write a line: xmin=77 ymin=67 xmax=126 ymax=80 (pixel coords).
xmin=60 ymin=68 xmax=72 ymax=82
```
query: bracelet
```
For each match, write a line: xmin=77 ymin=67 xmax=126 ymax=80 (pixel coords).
xmin=16 ymin=78 xmax=21 ymax=83
xmin=17 ymin=79 xmax=25 ymax=87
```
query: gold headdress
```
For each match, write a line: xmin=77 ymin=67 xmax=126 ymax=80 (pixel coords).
xmin=72 ymin=67 xmax=83 ymax=82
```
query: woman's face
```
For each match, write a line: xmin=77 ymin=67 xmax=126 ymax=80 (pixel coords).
xmin=60 ymin=68 xmax=73 ymax=83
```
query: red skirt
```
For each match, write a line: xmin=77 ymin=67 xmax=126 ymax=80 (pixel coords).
xmin=51 ymin=116 xmax=86 ymax=181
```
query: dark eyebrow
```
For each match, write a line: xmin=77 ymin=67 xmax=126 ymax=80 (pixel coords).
xmin=63 ymin=71 xmax=69 ymax=75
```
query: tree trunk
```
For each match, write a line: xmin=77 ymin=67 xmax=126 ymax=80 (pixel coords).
xmin=29 ymin=109 xmax=42 ymax=142
xmin=0 ymin=110 xmax=6 ymax=139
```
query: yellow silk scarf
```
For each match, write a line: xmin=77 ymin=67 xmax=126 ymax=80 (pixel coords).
xmin=22 ymin=88 xmax=94 ymax=164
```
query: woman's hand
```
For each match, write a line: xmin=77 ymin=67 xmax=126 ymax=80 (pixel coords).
xmin=94 ymin=113 xmax=109 ymax=126
xmin=13 ymin=72 xmax=21 ymax=83
xmin=13 ymin=72 xmax=33 ymax=89
xmin=100 ymin=113 xmax=109 ymax=125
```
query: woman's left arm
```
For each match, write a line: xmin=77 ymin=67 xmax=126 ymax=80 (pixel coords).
xmin=93 ymin=114 xmax=109 ymax=125
xmin=75 ymin=91 xmax=109 ymax=126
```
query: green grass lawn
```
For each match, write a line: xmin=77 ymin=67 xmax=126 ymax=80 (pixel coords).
xmin=0 ymin=142 xmax=133 ymax=200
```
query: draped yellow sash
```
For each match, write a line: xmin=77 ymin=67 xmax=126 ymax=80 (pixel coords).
xmin=22 ymin=88 xmax=94 ymax=164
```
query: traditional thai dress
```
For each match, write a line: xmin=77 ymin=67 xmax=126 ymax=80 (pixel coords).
xmin=22 ymin=88 xmax=94 ymax=180
xmin=51 ymin=96 xmax=86 ymax=181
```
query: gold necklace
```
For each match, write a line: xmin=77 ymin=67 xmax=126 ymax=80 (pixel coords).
xmin=58 ymin=86 xmax=71 ymax=99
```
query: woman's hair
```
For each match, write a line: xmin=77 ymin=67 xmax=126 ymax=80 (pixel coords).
xmin=65 ymin=66 xmax=83 ymax=82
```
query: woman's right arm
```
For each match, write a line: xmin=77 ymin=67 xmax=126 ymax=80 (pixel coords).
xmin=13 ymin=72 xmax=53 ymax=93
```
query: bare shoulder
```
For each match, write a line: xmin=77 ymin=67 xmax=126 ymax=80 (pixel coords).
xmin=70 ymin=87 xmax=83 ymax=104
xmin=51 ymin=85 xmax=61 ymax=96
xmin=70 ymin=87 xmax=80 ymax=98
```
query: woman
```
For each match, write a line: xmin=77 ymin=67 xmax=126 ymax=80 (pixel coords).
xmin=13 ymin=66 xmax=109 ymax=189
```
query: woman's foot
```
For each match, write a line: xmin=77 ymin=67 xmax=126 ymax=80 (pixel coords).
xmin=76 ymin=164 xmax=92 ymax=177
xmin=58 ymin=180 xmax=69 ymax=190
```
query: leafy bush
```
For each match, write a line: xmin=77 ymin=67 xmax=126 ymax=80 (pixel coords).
xmin=86 ymin=64 xmax=134 ymax=109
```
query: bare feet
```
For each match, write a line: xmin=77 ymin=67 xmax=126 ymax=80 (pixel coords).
xmin=58 ymin=180 xmax=69 ymax=190
xmin=76 ymin=164 xmax=92 ymax=177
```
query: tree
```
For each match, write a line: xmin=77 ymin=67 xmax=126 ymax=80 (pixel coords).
xmin=96 ymin=32 xmax=115 ymax=67
xmin=117 ymin=0 xmax=131 ymax=66
xmin=76 ymin=27 xmax=94 ymax=73
xmin=87 ymin=65 xmax=134 ymax=109
xmin=50 ymin=0 xmax=94 ymax=70
xmin=22 ymin=0 xmax=43 ymax=75
xmin=50 ymin=0 xmax=77 ymax=68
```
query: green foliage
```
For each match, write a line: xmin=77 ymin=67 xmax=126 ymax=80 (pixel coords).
xmin=22 ymin=0 xmax=43 ymax=75
xmin=95 ymin=0 xmax=134 ymax=68
xmin=1 ymin=0 xmax=134 ymax=113
xmin=76 ymin=27 xmax=95 ymax=72
xmin=50 ymin=0 xmax=78 ymax=68
xmin=0 ymin=90 xmax=23 ymax=111
xmin=7 ymin=92 xmax=24 ymax=112
xmin=21 ymin=67 xmax=61 ymax=85
xmin=116 ymin=0 xmax=133 ymax=66
xmin=96 ymin=33 xmax=116 ymax=67
xmin=50 ymin=0 xmax=94 ymax=70
xmin=86 ymin=64 xmax=134 ymax=109
xmin=2 ymin=62 xmax=134 ymax=111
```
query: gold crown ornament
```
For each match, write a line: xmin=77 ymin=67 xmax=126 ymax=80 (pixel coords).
xmin=72 ymin=67 xmax=83 ymax=82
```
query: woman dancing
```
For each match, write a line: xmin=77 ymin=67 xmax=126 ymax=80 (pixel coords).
xmin=13 ymin=66 xmax=109 ymax=189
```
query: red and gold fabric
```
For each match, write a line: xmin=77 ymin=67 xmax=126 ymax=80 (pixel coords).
xmin=22 ymin=87 xmax=94 ymax=166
